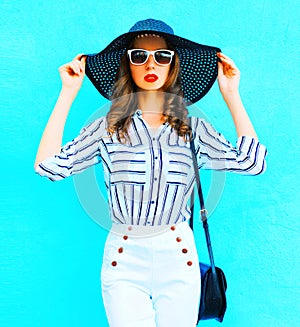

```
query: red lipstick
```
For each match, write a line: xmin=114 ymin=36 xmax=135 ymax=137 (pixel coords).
xmin=144 ymin=74 xmax=158 ymax=82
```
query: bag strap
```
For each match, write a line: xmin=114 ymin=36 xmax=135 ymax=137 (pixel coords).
xmin=189 ymin=117 xmax=216 ymax=273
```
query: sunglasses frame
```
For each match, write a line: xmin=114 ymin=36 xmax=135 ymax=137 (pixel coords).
xmin=127 ymin=49 xmax=175 ymax=66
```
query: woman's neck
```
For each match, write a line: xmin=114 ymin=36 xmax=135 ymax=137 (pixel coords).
xmin=137 ymin=91 xmax=166 ymax=127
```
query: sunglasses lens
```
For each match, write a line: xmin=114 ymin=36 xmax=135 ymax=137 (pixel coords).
xmin=131 ymin=50 xmax=148 ymax=64
xmin=154 ymin=50 xmax=172 ymax=65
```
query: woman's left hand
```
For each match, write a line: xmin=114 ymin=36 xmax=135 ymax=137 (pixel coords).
xmin=217 ymin=53 xmax=240 ymax=98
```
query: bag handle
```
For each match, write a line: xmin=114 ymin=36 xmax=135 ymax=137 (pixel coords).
xmin=189 ymin=118 xmax=216 ymax=273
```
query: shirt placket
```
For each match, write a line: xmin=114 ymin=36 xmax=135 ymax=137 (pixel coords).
xmin=146 ymin=135 xmax=161 ymax=226
xmin=134 ymin=111 xmax=168 ymax=226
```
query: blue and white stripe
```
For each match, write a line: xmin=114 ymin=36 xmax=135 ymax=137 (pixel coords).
xmin=35 ymin=111 xmax=267 ymax=226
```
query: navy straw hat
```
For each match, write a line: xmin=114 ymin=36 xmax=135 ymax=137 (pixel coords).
xmin=85 ymin=18 xmax=221 ymax=104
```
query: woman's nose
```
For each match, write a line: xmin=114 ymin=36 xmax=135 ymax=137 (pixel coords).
xmin=145 ymin=54 xmax=155 ymax=69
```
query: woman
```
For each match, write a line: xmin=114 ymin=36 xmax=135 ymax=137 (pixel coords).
xmin=34 ymin=19 xmax=267 ymax=327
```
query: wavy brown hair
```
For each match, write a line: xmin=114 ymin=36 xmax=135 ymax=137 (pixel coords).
xmin=106 ymin=37 xmax=193 ymax=143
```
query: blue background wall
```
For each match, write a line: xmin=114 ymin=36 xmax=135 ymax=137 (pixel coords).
xmin=2 ymin=1 xmax=299 ymax=326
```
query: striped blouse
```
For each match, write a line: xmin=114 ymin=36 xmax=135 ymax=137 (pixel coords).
xmin=35 ymin=110 xmax=267 ymax=226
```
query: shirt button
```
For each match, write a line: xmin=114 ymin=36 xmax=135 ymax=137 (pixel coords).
xmin=118 ymin=247 xmax=123 ymax=253
xmin=151 ymin=201 xmax=155 ymax=204
xmin=111 ymin=261 xmax=117 ymax=266
xmin=123 ymin=235 xmax=128 ymax=240
xmin=170 ymin=226 xmax=176 ymax=231
xmin=155 ymin=156 xmax=158 ymax=159
xmin=176 ymin=237 xmax=182 ymax=242
xmin=152 ymin=137 xmax=155 ymax=141
xmin=182 ymin=248 xmax=188 ymax=253
xmin=187 ymin=261 xmax=193 ymax=266
xmin=154 ymin=177 xmax=157 ymax=181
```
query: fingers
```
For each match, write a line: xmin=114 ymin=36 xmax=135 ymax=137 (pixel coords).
xmin=74 ymin=53 xmax=87 ymax=65
xmin=217 ymin=52 xmax=240 ymax=77
xmin=71 ymin=54 xmax=86 ymax=75
xmin=59 ymin=62 xmax=80 ymax=77
xmin=59 ymin=54 xmax=86 ymax=76
xmin=217 ymin=61 xmax=224 ymax=77
xmin=217 ymin=52 xmax=237 ymax=67
xmin=74 ymin=53 xmax=86 ymax=61
xmin=70 ymin=61 xmax=82 ymax=75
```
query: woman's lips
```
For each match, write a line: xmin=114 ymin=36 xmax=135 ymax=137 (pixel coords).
xmin=144 ymin=74 xmax=158 ymax=82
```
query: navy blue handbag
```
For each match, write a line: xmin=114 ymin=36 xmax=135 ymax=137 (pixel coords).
xmin=189 ymin=126 xmax=227 ymax=323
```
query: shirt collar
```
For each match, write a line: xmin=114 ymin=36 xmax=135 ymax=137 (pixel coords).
xmin=132 ymin=109 xmax=169 ymax=126
xmin=133 ymin=109 xmax=143 ymax=117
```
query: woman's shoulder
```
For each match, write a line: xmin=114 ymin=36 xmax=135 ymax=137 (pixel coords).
xmin=188 ymin=116 xmax=222 ymax=140
xmin=189 ymin=115 xmax=210 ymax=130
xmin=79 ymin=115 xmax=108 ymax=135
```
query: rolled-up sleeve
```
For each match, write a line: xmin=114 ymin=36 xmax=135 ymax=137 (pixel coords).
xmin=35 ymin=117 xmax=106 ymax=181
xmin=194 ymin=118 xmax=267 ymax=175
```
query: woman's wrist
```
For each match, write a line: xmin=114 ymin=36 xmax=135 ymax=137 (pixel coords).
xmin=222 ymin=90 xmax=241 ymax=106
xmin=222 ymin=91 xmax=248 ymax=118
xmin=60 ymin=86 xmax=80 ymax=102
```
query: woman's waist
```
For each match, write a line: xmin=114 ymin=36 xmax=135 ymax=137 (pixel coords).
xmin=110 ymin=219 xmax=191 ymax=238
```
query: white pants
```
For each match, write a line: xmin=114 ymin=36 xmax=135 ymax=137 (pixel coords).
xmin=101 ymin=221 xmax=200 ymax=327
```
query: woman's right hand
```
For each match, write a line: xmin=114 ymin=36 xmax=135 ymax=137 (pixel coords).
xmin=58 ymin=54 xmax=86 ymax=92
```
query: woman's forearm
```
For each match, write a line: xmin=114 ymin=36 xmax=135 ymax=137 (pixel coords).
xmin=216 ymin=53 xmax=258 ymax=140
xmin=34 ymin=54 xmax=86 ymax=169
xmin=223 ymin=91 xmax=258 ymax=140
xmin=34 ymin=87 xmax=78 ymax=169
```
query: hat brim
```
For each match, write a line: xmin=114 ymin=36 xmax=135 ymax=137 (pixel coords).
xmin=85 ymin=30 xmax=221 ymax=104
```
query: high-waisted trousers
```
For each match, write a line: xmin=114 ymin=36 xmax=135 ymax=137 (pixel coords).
xmin=101 ymin=220 xmax=201 ymax=327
